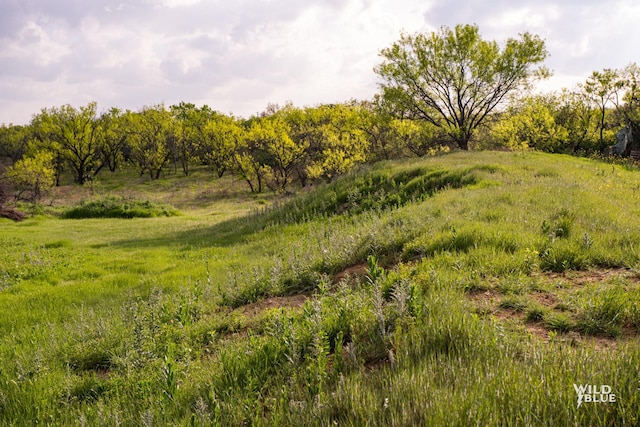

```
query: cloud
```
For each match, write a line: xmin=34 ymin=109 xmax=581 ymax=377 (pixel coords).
xmin=0 ymin=0 xmax=638 ymax=124
xmin=422 ymin=0 xmax=640 ymax=91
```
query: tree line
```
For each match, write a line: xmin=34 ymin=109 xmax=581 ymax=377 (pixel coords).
xmin=1 ymin=24 xmax=639 ymax=203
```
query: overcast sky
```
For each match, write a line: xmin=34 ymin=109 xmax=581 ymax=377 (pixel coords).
xmin=1 ymin=0 xmax=638 ymax=125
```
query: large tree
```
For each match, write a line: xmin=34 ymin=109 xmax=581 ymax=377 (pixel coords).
xmin=375 ymin=24 xmax=548 ymax=150
xmin=32 ymin=102 xmax=103 ymax=184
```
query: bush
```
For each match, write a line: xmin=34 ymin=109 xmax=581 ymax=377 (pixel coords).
xmin=5 ymin=151 xmax=55 ymax=203
xmin=62 ymin=197 xmax=179 ymax=219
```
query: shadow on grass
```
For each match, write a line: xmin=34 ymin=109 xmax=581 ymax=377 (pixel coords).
xmin=101 ymin=212 xmax=267 ymax=249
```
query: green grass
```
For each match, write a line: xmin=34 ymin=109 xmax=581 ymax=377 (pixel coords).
xmin=2 ymin=151 xmax=640 ymax=425
xmin=62 ymin=196 xmax=180 ymax=219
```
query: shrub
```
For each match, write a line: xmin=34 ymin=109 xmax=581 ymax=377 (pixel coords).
xmin=5 ymin=151 xmax=55 ymax=203
xmin=62 ymin=197 xmax=179 ymax=219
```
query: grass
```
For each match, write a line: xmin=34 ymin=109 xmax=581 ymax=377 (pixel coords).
xmin=1 ymin=152 xmax=640 ymax=425
xmin=62 ymin=196 xmax=180 ymax=219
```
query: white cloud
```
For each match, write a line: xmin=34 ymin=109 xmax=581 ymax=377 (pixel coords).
xmin=159 ymin=0 xmax=202 ymax=8
xmin=486 ymin=5 xmax=560 ymax=32
xmin=0 ymin=0 xmax=638 ymax=124
xmin=2 ymin=21 xmax=71 ymax=67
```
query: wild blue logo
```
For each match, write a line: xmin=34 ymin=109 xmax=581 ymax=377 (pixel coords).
xmin=573 ymin=384 xmax=616 ymax=407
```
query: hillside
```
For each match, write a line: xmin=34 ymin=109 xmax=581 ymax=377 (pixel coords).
xmin=1 ymin=151 xmax=640 ymax=425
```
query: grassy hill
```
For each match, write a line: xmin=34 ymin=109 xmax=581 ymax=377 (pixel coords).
xmin=1 ymin=151 xmax=640 ymax=425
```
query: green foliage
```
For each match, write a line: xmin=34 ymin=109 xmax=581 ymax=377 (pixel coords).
xmin=376 ymin=24 xmax=548 ymax=149
xmin=97 ymin=107 xmax=129 ymax=173
xmin=391 ymin=118 xmax=447 ymax=157
xmin=264 ymin=163 xmax=479 ymax=225
xmin=125 ymin=105 xmax=177 ymax=180
xmin=583 ymin=68 xmax=625 ymax=145
xmin=170 ymin=102 xmax=208 ymax=177
xmin=62 ymin=196 xmax=179 ymax=219
xmin=302 ymin=103 xmax=369 ymax=181
xmin=0 ymin=123 xmax=32 ymax=162
xmin=251 ymin=115 xmax=306 ymax=192
xmin=200 ymin=112 xmax=243 ymax=178
xmin=490 ymin=95 xmax=569 ymax=151
xmin=31 ymin=102 xmax=103 ymax=185
xmin=5 ymin=150 xmax=56 ymax=202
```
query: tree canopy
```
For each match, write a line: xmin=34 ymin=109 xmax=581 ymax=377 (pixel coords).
xmin=375 ymin=24 xmax=548 ymax=150
xmin=4 ymin=25 xmax=640 ymax=199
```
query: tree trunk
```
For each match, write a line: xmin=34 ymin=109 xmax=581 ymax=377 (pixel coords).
xmin=457 ymin=138 xmax=470 ymax=151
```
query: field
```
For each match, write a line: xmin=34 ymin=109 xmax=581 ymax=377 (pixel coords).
xmin=2 ymin=151 xmax=640 ymax=425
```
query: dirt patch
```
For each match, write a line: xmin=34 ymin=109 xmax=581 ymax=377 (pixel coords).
xmin=239 ymin=293 xmax=309 ymax=318
xmin=551 ymin=331 xmax=630 ymax=351
xmin=530 ymin=291 xmax=557 ymax=307
xmin=492 ymin=307 xmax=525 ymax=322
xmin=467 ymin=289 xmax=499 ymax=304
xmin=464 ymin=268 xmax=640 ymax=349
xmin=333 ymin=263 xmax=368 ymax=284
xmin=539 ymin=268 xmax=638 ymax=288
xmin=526 ymin=323 xmax=552 ymax=341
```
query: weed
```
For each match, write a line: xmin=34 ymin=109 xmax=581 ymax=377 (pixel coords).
xmin=545 ymin=312 xmax=573 ymax=333
xmin=525 ymin=305 xmax=546 ymax=323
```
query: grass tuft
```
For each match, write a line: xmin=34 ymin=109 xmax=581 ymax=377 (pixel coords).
xmin=62 ymin=196 xmax=180 ymax=219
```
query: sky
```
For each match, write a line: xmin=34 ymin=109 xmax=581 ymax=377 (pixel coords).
xmin=1 ymin=0 xmax=639 ymax=125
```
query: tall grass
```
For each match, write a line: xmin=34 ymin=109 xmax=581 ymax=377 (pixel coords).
xmin=2 ymin=151 xmax=640 ymax=425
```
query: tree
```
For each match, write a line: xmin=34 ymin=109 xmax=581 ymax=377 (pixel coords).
xmin=97 ymin=107 xmax=129 ymax=173
xmin=170 ymin=102 xmax=211 ymax=176
xmin=5 ymin=151 xmax=56 ymax=202
xmin=305 ymin=103 xmax=369 ymax=180
xmin=391 ymin=118 xmax=445 ymax=157
xmin=279 ymin=103 xmax=369 ymax=182
xmin=126 ymin=105 xmax=177 ymax=180
xmin=32 ymin=102 xmax=104 ymax=185
xmin=358 ymin=98 xmax=399 ymax=161
xmin=375 ymin=24 xmax=548 ymax=150
xmin=553 ymin=89 xmax=599 ymax=153
xmin=200 ymin=112 xmax=242 ymax=178
xmin=0 ymin=124 xmax=31 ymax=162
xmin=583 ymin=69 xmax=624 ymax=145
xmin=253 ymin=115 xmax=307 ymax=192
xmin=232 ymin=125 xmax=266 ymax=193
xmin=619 ymin=63 xmax=640 ymax=134
xmin=490 ymin=95 xmax=568 ymax=152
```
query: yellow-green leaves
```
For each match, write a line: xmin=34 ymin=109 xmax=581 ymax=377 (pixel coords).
xmin=126 ymin=104 xmax=176 ymax=180
xmin=490 ymin=96 xmax=568 ymax=151
xmin=5 ymin=150 xmax=56 ymax=202
xmin=376 ymin=24 xmax=548 ymax=150
xmin=32 ymin=102 xmax=102 ymax=185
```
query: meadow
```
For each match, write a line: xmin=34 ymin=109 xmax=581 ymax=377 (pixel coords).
xmin=1 ymin=151 xmax=640 ymax=426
